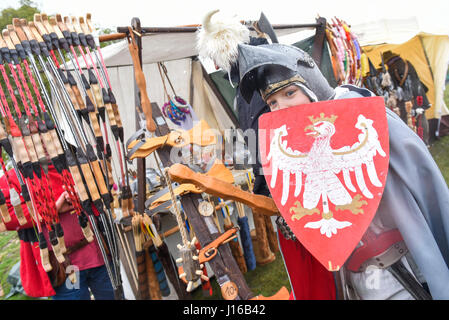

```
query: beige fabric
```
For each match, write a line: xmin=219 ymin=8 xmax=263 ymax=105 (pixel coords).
xmin=420 ymin=33 xmax=449 ymax=117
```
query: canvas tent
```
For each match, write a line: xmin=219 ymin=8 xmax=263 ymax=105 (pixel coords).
xmin=352 ymin=18 xmax=449 ymax=138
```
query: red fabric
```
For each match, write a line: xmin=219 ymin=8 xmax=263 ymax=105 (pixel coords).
xmin=0 ymin=165 xmax=105 ymax=297
xmin=19 ymin=240 xmax=55 ymax=297
xmin=278 ymin=229 xmax=336 ymax=300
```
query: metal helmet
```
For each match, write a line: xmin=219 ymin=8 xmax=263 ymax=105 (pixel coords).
xmin=237 ymin=43 xmax=335 ymax=103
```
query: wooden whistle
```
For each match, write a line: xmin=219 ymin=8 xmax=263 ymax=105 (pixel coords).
xmin=128 ymin=119 xmax=217 ymax=160
xmin=168 ymin=163 xmax=279 ymax=217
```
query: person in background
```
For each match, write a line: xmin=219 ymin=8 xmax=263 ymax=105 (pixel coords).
xmin=0 ymin=163 xmax=115 ymax=300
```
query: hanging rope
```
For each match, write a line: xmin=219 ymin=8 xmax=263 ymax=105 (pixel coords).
xmin=157 ymin=62 xmax=191 ymax=126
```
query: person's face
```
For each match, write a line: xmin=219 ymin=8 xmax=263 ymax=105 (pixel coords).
xmin=265 ymin=84 xmax=311 ymax=111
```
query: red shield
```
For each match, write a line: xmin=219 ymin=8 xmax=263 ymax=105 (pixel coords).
xmin=258 ymin=96 xmax=389 ymax=271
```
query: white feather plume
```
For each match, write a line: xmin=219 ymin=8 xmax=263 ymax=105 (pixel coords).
xmin=196 ymin=10 xmax=250 ymax=72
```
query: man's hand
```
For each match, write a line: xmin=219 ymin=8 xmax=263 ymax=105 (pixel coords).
xmin=56 ymin=191 xmax=74 ymax=213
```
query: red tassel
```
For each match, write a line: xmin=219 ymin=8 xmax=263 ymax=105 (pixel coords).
xmin=417 ymin=96 xmax=423 ymax=107
xmin=195 ymin=241 xmax=213 ymax=297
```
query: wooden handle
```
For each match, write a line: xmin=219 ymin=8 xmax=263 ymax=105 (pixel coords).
xmin=41 ymin=131 xmax=59 ymax=159
xmin=91 ymin=84 xmax=104 ymax=111
xmin=80 ymin=163 xmax=101 ymax=201
xmin=2 ymin=30 xmax=16 ymax=50
xmin=57 ymin=235 xmax=67 ymax=254
xmin=223 ymin=223 xmax=247 ymax=274
xmin=72 ymin=85 xmax=86 ymax=110
xmin=40 ymin=247 xmax=53 ymax=272
xmin=28 ymin=22 xmax=44 ymax=42
xmin=30 ymin=132 xmax=46 ymax=161
xmin=112 ymin=103 xmax=123 ymax=129
xmin=90 ymin=160 xmax=108 ymax=196
xmin=12 ymin=18 xmax=27 ymax=42
xmin=0 ymin=121 xmax=7 ymax=140
xmin=136 ymin=250 xmax=150 ymax=300
xmin=89 ymin=111 xmax=103 ymax=140
xmin=14 ymin=136 xmax=31 ymax=163
xmin=13 ymin=204 xmax=28 ymax=226
xmin=169 ymin=164 xmax=279 ymax=216
xmin=0 ymin=203 xmax=11 ymax=223
xmin=121 ymin=192 xmax=129 ymax=218
xmin=20 ymin=19 xmax=35 ymax=41
xmin=145 ymin=248 xmax=162 ymax=300
xmin=25 ymin=200 xmax=41 ymax=224
xmin=104 ymin=102 xmax=117 ymax=127
xmin=81 ymin=223 xmax=95 ymax=242
xmin=23 ymin=135 xmax=38 ymax=163
xmin=68 ymin=163 xmax=89 ymax=202
xmin=64 ymin=84 xmax=80 ymax=111
xmin=51 ymin=240 xmax=66 ymax=264
xmin=49 ymin=129 xmax=64 ymax=156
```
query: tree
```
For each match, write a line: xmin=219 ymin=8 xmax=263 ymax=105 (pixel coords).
xmin=0 ymin=0 xmax=40 ymax=32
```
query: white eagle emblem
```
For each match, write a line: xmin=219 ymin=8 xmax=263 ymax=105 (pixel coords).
xmin=267 ymin=113 xmax=386 ymax=238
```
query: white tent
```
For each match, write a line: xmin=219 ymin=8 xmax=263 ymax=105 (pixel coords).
xmin=351 ymin=18 xmax=449 ymax=135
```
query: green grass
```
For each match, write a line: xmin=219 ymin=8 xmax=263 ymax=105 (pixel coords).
xmin=0 ymin=231 xmax=29 ymax=300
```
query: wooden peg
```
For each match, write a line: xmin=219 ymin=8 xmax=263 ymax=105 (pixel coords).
xmin=19 ymin=19 xmax=34 ymax=41
xmin=33 ymin=14 xmax=50 ymax=37
xmin=1 ymin=30 xmax=16 ymax=50
xmin=71 ymin=16 xmax=83 ymax=35
xmin=78 ymin=17 xmax=91 ymax=35
xmin=55 ymin=14 xmax=68 ymax=33
xmin=48 ymin=16 xmax=64 ymax=39
xmin=27 ymin=22 xmax=44 ymax=42
xmin=40 ymin=13 xmax=54 ymax=34
xmin=63 ymin=16 xmax=75 ymax=33
xmin=10 ymin=188 xmax=27 ymax=226
xmin=0 ymin=203 xmax=11 ymax=223
xmin=86 ymin=13 xmax=94 ymax=33
xmin=40 ymin=246 xmax=52 ymax=272
xmin=0 ymin=190 xmax=11 ymax=223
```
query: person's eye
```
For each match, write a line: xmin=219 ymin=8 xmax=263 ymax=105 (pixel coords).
xmin=268 ymin=100 xmax=277 ymax=108
xmin=286 ymin=89 xmax=297 ymax=97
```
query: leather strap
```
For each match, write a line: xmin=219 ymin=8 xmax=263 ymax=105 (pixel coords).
xmin=65 ymin=238 xmax=90 ymax=256
xmin=346 ymin=229 xmax=404 ymax=272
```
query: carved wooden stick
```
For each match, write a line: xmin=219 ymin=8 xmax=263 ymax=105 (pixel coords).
xmin=127 ymin=26 xmax=156 ymax=132
xmin=127 ymin=119 xmax=217 ymax=160
xmin=168 ymin=163 xmax=279 ymax=217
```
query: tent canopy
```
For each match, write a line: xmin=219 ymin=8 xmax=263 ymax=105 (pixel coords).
xmin=362 ymin=33 xmax=449 ymax=120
